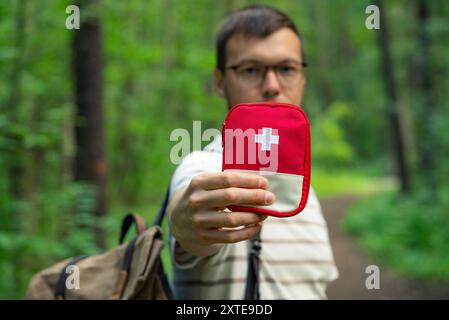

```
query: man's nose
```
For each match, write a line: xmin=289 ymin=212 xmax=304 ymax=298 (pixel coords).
xmin=261 ymin=68 xmax=281 ymax=98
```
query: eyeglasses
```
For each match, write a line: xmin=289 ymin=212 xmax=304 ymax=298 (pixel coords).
xmin=225 ymin=60 xmax=307 ymax=88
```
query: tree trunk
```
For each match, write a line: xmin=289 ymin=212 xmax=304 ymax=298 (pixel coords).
xmin=7 ymin=0 xmax=27 ymax=209
xmin=375 ymin=0 xmax=411 ymax=194
xmin=5 ymin=0 xmax=28 ymax=289
xmin=73 ymin=0 xmax=107 ymax=248
xmin=415 ymin=0 xmax=436 ymax=189
xmin=310 ymin=0 xmax=335 ymax=109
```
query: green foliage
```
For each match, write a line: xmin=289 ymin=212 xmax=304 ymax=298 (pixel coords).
xmin=0 ymin=182 xmax=101 ymax=299
xmin=312 ymin=101 xmax=355 ymax=168
xmin=344 ymin=190 xmax=449 ymax=281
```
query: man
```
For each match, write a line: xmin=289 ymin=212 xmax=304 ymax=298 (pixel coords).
xmin=167 ymin=5 xmax=339 ymax=299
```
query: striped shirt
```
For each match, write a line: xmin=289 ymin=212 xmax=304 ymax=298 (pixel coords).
xmin=168 ymin=135 xmax=339 ymax=299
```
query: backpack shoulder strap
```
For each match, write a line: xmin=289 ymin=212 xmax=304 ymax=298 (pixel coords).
xmin=54 ymin=255 xmax=88 ymax=300
xmin=152 ymin=185 xmax=174 ymax=299
xmin=153 ymin=186 xmax=171 ymax=227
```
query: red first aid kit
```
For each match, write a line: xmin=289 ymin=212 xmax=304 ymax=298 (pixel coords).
xmin=221 ymin=102 xmax=311 ymax=217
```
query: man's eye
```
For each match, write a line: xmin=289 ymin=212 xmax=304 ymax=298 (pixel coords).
xmin=278 ymin=66 xmax=296 ymax=74
xmin=240 ymin=66 xmax=260 ymax=75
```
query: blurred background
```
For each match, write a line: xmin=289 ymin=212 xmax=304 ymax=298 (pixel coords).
xmin=0 ymin=0 xmax=448 ymax=299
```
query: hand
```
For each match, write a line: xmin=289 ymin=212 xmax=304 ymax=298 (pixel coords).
xmin=168 ymin=171 xmax=275 ymax=257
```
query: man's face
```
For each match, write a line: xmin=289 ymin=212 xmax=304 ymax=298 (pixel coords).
xmin=214 ymin=27 xmax=306 ymax=108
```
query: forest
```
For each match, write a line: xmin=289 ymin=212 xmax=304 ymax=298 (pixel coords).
xmin=0 ymin=0 xmax=448 ymax=299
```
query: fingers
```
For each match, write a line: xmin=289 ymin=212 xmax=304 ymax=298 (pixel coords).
xmin=190 ymin=187 xmax=275 ymax=209
xmin=198 ymin=223 xmax=262 ymax=244
xmin=191 ymin=171 xmax=269 ymax=191
xmin=192 ymin=211 xmax=266 ymax=229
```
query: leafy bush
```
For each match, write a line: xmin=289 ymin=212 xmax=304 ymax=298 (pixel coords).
xmin=344 ymin=190 xmax=449 ymax=281
xmin=0 ymin=182 xmax=101 ymax=299
xmin=312 ymin=101 xmax=355 ymax=168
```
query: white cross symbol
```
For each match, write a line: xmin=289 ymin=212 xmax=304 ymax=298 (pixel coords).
xmin=254 ymin=128 xmax=279 ymax=151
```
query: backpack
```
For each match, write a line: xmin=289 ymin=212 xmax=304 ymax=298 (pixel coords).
xmin=26 ymin=190 xmax=172 ymax=300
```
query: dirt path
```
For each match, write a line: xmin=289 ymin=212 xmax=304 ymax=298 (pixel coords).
xmin=321 ymin=195 xmax=449 ymax=300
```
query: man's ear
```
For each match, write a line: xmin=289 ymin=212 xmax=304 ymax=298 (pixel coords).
xmin=214 ymin=68 xmax=225 ymax=98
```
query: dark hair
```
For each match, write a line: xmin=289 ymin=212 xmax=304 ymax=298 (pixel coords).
xmin=215 ymin=5 xmax=306 ymax=72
